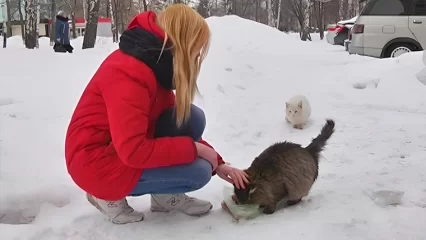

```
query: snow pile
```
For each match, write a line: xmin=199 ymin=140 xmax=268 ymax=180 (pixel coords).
xmin=1 ymin=15 xmax=426 ymax=240
xmin=416 ymin=50 xmax=426 ymax=85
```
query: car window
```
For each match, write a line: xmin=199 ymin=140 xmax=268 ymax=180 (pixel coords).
xmin=412 ymin=0 xmax=426 ymax=15
xmin=361 ymin=0 xmax=413 ymax=15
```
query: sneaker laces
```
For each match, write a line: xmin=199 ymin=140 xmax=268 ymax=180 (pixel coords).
xmin=178 ymin=194 xmax=196 ymax=202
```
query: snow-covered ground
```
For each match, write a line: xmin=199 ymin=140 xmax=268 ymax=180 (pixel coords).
xmin=1 ymin=15 xmax=426 ymax=240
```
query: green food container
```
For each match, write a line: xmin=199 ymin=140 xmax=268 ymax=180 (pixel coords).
xmin=222 ymin=186 xmax=263 ymax=220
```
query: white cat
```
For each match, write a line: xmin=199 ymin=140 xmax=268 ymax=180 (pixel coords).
xmin=285 ymin=94 xmax=311 ymax=129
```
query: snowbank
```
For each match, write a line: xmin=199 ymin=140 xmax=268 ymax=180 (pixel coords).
xmin=1 ymin=15 xmax=425 ymax=240
xmin=338 ymin=16 xmax=358 ymax=25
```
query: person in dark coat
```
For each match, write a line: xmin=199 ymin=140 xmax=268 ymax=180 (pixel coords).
xmin=53 ymin=11 xmax=73 ymax=53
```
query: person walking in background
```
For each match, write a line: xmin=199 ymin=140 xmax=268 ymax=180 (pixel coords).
xmin=53 ymin=11 xmax=73 ymax=53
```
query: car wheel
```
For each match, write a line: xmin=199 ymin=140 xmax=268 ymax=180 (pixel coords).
xmin=385 ymin=43 xmax=414 ymax=58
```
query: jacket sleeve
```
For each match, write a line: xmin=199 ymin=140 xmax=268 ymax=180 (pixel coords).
xmin=100 ymin=69 xmax=198 ymax=169
xmin=198 ymin=138 xmax=226 ymax=175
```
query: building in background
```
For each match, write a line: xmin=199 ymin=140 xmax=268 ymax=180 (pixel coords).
xmin=0 ymin=0 xmax=6 ymax=23
xmin=0 ymin=0 xmax=54 ymax=38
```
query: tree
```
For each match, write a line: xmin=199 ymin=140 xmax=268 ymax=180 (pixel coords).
xmin=50 ymin=0 xmax=56 ymax=45
xmin=276 ymin=0 xmax=282 ymax=28
xmin=196 ymin=0 xmax=211 ymax=18
xmin=5 ymin=0 xmax=13 ymax=37
xmin=24 ymin=0 xmax=40 ymax=49
xmin=82 ymin=0 xmax=100 ymax=49
xmin=18 ymin=0 xmax=25 ymax=42
xmin=109 ymin=0 xmax=118 ymax=42
xmin=225 ymin=0 xmax=233 ymax=14
xmin=266 ymin=0 xmax=275 ymax=27
xmin=288 ymin=0 xmax=311 ymax=41
xmin=312 ymin=0 xmax=330 ymax=40
xmin=64 ymin=0 xmax=79 ymax=39
xmin=135 ymin=0 xmax=148 ymax=13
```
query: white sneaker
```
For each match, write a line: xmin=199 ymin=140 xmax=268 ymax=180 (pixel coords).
xmin=150 ymin=194 xmax=212 ymax=216
xmin=86 ymin=193 xmax=144 ymax=224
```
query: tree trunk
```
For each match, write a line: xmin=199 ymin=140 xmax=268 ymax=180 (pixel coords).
xmin=18 ymin=0 xmax=25 ymax=43
xmin=226 ymin=0 xmax=233 ymax=15
xmin=118 ymin=4 xmax=124 ymax=33
xmin=266 ymin=0 xmax=275 ymax=27
xmin=276 ymin=0 xmax=282 ymax=29
xmin=106 ymin=0 xmax=110 ymax=18
xmin=35 ymin=0 xmax=40 ymax=48
xmin=109 ymin=0 xmax=118 ymax=42
xmin=319 ymin=2 xmax=324 ymax=40
xmin=142 ymin=0 xmax=147 ymax=11
xmin=342 ymin=0 xmax=349 ymax=19
xmin=71 ymin=12 xmax=77 ymax=38
xmin=315 ymin=1 xmax=324 ymax=40
xmin=24 ymin=0 xmax=38 ymax=49
xmin=206 ymin=2 xmax=211 ymax=17
xmin=49 ymin=0 xmax=56 ymax=45
xmin=82 ymin=0 xmax=100 ymax=49
xmin=5 ymin=0 xmax=12 ymax=37
xmin=255 ymin=0 xmax=259 ymax=22
xmin=83 ymin=0 xmax=87 ymax=21
xmin=2 ymin=24 xmax=6 ymax=48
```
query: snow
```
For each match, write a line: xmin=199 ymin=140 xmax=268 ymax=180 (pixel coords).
xmin=1 ymin=15 xmax=426 ymax=240
xmin=338 ymin=15 xmax=358 ymax=25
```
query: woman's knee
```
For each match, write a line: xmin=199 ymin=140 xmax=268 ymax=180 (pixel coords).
xmin=189 ymin=104 xmax=206 ymax=141
xmin=189 ymin=158 xmax=212 ymax=189
xmin=154 ymin=104 xmax=206 ymax=141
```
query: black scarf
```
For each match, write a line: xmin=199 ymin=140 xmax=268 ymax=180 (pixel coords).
xmin=119 ymin=27 xmax=174 ymax=90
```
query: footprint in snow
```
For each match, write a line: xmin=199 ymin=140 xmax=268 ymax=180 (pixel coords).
xmin=364 ymin=189 xmax=404 ymax=207
xmin=0 ymin=188 xmax=71 ymax=225
xmin=217 ymin=84 xmax=225 ymax=94
xmin=234 ymin=85 xmax=246 ymax=90
xmin=352 ymin=78 xmax=380 ymax=90
xmin=322 ymin=173 xmax=337 ymax=180
xmin=0 ymin=98 xmax=16 ymax=107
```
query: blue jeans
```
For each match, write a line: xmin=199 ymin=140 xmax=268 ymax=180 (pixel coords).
xmin=129 ymin=104 xmax=212 ymax=196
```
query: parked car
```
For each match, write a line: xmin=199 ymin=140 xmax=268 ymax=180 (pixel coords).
xmin=326 ymin=16 xmax=358 ymax=46
xmin=349 ymin=0 xmax=426 ymax=58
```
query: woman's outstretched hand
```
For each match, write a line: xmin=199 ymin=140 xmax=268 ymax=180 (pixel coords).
xmin=216 ymin=164 xmax=250 ymax=189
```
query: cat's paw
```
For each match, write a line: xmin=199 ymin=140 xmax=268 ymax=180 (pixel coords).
xmin=262 ymin=205 xmax=276 ymax=214
xmin=293 ymin=124 xmax=304 ymax=129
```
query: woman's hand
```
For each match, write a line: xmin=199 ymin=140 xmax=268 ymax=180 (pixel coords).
xmin=195 ymin=142 xmax=219 ymax=171
xmin=216 ymin=164 xmax=250 ymax=189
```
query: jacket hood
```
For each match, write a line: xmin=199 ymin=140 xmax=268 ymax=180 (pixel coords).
xmin=119 ymin=11 xmax=174 ymax=90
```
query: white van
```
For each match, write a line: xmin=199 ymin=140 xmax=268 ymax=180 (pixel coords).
xmin=349 ymin=0 xmax=426 ymax=58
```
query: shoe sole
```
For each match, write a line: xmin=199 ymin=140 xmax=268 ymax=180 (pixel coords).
xmin=150 ymin=204 xmax=213 ymax=217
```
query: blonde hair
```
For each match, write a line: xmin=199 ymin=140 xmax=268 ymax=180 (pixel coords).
xmin=157 ymin=4 xmax=211 ymax=127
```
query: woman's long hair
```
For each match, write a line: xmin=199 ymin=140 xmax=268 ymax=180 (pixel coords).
xmin=157 ymin=4 xmax=211 ymax=127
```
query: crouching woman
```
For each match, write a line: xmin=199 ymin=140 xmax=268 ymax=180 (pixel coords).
xmin=64 ymin=4 xmax=248 ymax=224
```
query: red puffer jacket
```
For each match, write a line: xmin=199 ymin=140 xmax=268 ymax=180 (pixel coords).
xmin=64 ymin=11 xmax=225 ymax=201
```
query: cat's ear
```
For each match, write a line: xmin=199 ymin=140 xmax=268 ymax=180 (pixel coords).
xmin=285 ymin=102 xmax=289 ymax=108
xmin=298 ymin=101 xmax=303 ymax=108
